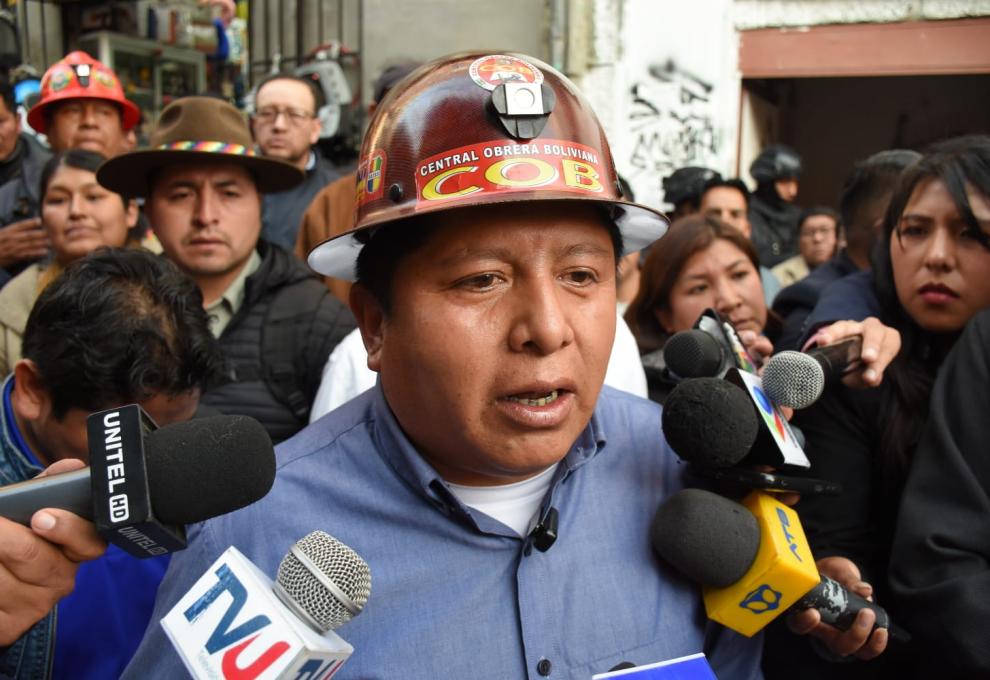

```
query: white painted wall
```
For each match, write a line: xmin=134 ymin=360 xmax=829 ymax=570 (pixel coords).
xmin=733 ymin=0 xmax=990 ymax=30
xmin=573 ymin=0 xmax=742 ymax=211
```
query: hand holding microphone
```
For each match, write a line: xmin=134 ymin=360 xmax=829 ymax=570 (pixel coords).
xmin=0 ymin=407 xmax=276 ymax=557
xmin=0 ymin=459 xmax=109 ymax=646
xmin=0 ymin=411 xmax=276 ymax=646
xmin=765 ymin=318 xmax=902 ymax=410
xmin=651 ymin=489 xmax=905 ymax=658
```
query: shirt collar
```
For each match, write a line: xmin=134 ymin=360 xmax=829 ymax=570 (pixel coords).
xmin=369 ymin=383 xmax=608 ymax=532
xmin=305 ymin=151 xmax=316 ymax=172
xmin=205 ymin=249 xmax=262 ymax=322
xmin=2 ymin=376 xmax=44 ymax=472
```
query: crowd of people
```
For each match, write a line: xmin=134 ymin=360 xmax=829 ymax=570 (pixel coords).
xmin=0 ymin=47 xmax=986 ymax=680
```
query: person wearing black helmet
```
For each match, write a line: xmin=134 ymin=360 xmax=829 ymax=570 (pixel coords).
xmin=662 ymin=166 xmax=721 ymax=221
xmin=748 ymin=144 xmax=803 ymax=268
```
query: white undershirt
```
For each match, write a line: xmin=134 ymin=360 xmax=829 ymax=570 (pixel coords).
xmin=446 ymin=463 xmax=559 ymax=537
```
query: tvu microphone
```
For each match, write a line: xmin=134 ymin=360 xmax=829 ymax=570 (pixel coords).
xmin=162 ymin=531 xmax=372 ymax=679
xmin=651 ymin=488 xmax=909 ymax=642
xmin=0 ymin=405 xmax=276 ymax=557
xmin=762 ymin=336 xmax=863 ymax=409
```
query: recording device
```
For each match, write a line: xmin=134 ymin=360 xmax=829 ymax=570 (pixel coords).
xmin=651 ymin=488 xmax=909 ymax=641
xmin=162 ymin=531 xmax=371 ymax=680
xmin=663 ymin=309 xmax=760 ymax=380
xmin=662 ymin=378 xmax=838 ymax=495
xmin=0 ymin=406 xmax=275 ymax=557
xmin=762 ymin=336 xmax=864 ymax=409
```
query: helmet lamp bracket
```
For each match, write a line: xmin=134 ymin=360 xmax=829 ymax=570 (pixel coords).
xmin=491 ymin=82 xmax=556 ymax=141
xmin=74 ymin=63 xmax=91 ymax=87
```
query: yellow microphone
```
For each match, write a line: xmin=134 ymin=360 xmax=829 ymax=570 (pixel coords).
xmin=651 ymin=489 xmax=908 ymax=640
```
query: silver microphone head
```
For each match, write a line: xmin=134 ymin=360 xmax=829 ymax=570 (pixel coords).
xmin=762 ymin=351 xmax=826 ymax=409
xmin=274 ymin=531 xmax=372 ymax=632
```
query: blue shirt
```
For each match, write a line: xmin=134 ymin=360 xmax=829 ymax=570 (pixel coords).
xmin=0 ymin=377 xmax=169 ymax=680
xmin=124 ymin=385 xmax=763 ymax=679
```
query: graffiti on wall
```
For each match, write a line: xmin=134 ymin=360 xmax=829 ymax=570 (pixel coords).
xmin=626 ymin=59 xmax=722 ymax=198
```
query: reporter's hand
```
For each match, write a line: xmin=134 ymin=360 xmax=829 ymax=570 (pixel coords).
xmin=737 ymin=329 xmax=774 ymax=371
xmin=0 ymin=459 xmax=107 ymax=646
xmin=807 ymin=317 xmax=900 ymax=389
xmin=786 ymin=556 xmax=889 ymax=661
xmin=0 ymin=218 xmax=48 ymax=269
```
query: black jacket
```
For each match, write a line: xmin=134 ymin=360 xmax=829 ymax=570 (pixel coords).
xmin=771 ymin=250 xmax=861 ymax=351
xmin=748 ymin=185 xmax=801 ymax=268
xmin=889 ymin=310 xmax=990 ymax=677
xmin=201 ymin=241 xmax=355 ymax=443
xmin=0 ymin=133 xmax=53 ymax=287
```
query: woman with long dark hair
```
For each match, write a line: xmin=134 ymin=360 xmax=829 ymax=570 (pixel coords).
xmin=766 ymin=135 xmax=990 ymax=678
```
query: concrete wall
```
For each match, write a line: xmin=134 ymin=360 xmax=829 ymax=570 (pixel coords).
xmin=16 ymin=0 xmax=62 ymax=70
xmin=734 ymin=0 xmax=990 ymax=29
xmin=360 ymin=0 xmax=550 ymax=104
xmin=249 ymin=0 xmax=550 ymax=105
xmin=572 ymin=0 xmax=742 ymax=210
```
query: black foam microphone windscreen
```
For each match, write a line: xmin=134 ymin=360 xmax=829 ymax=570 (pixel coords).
xmin=663 ymin=329 xmax=724 ymax=379
xmin=139 ymin=415 xmax=275 ymax=524
xmin=650 ymin=488 xmax=759 ymax=588
xmin=661 ymin=378 xmax=759 ymax=468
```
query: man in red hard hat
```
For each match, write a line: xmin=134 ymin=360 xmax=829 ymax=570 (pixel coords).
xmin=0 ymin=51 xmax=138 ymax=287
xmin=119 ymin=52 xmax=882 ymax=678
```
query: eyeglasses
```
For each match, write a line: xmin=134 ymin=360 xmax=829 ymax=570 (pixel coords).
xmin=253 ymin=107 xmax=315 ymax=126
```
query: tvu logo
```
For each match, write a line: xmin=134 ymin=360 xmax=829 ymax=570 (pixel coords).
xmin=183 ymin=564 xmax=290 ymax=680
xmin=775 ymin=508 xmax=803 ymax=562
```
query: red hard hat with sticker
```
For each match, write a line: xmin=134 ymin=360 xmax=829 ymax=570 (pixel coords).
xmin=28 ymin=51 xmax=141 ymax=133
xmin=308 ymin=51 xmax=669 ymax=280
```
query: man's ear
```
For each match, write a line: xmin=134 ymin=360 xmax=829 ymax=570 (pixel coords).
xmin=11 ymin=359 xmax=48 ymax=422
xmin=349 ymin=283 xmax=385 ymax=372
xmin=308 ymin=116 xmax=322 ymax=146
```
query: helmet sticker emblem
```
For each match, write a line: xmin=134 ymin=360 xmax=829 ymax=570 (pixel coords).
xmin=49 ymin=67 xmax=73 ymax=92
xmin=356 ymin=150 xmax=387 ymax=206
xmin=469 ymin=55 xmax=544 ymax=92
xmin=415 ymin=139 xmax=604 ymax=207
xmin=94 ymin=68 xmax=117 ymax=88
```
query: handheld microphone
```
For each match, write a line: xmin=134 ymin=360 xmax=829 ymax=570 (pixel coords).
xmin=762 ymin=337 xmax=863 ymax=409
xmin=0 ymin=406 xmax=276 ymax=557
xmin=162 ymin=531 xmax=371 ymax=680
xmin=662 ymin=309 xmax=760 ymax=381
xmin=694 ymin=308 xmax=760 ymax=374
xmin=662 ymin=378 xmax=838 ymax=494
xmin=651 ymin=488 xmax=909 ymax=641
xmin=662 ymin=329 xmax=726 ymax=380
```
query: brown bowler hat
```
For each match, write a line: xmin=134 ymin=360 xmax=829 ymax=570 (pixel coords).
xmin=97 ymin=96 xmax=304 ymax=197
